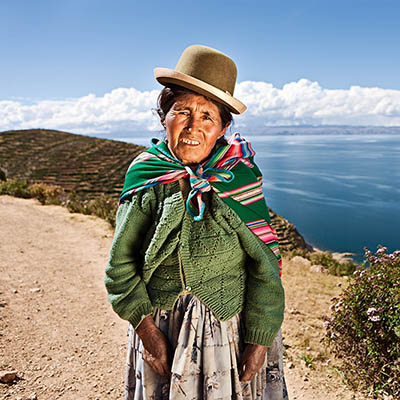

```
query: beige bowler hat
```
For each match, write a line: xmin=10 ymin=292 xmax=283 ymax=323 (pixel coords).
xmin=154 ymin=44 xmax=246 ymax=114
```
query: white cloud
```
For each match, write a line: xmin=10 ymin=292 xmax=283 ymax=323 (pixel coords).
xmin=234 ymin=79 xmax=400 ymax=130
xmin=0 ymin=88 xmax=161 ymax=136
xmin=1 ymin=79 xmax=400 ymax=137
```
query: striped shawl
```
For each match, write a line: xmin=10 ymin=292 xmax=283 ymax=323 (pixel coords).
xmin=120 ymin=133 xmax=282 ymax=273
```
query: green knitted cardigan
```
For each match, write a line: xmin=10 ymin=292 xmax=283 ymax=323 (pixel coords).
xmin=105 ymin=180 xmax=285 ymax=347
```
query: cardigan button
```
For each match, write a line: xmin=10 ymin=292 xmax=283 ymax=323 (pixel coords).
xmin=180 ymin=243 xmax=185 ymax=248
xmin=185 ymin=285 xmax=192 ymax=291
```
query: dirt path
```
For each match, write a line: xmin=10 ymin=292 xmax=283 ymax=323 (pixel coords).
xmin=0 ymin=196 xmax=362 ymax=400
xmin=0 ymin=196 xmax=126 ymax=400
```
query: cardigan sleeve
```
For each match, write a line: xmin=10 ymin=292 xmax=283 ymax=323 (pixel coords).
xmin=104 ymin=191 xmax=154 ymax=329
xmin=236 ymin=222 xmax=285 ymax=347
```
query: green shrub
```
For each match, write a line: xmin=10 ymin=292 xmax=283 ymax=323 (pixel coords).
xmin=285 ymin=248 xmax=310 ymax=259
xmin=286 ymin=248 xmax=357 ymax=276
xmin=66 ymin=191 xmax=92 ymax=215
xmin=87 ymin=195 xmax=118 ymax=227
xmin=1 ymin=178 xmax=118 ymax=228
xmin=0 ymin=178 xmax=31 ymax=198
xmin=28 ymin=183 xmax=65 ymax=205
xmin=309 ymin=251 xmax=357 ymax=276
xmin=324 ymin=246 xmax=400 ymax=398
xmin=66 ymin=191 xmax=117 ymax=227
xmin=0 ymin=179 xmax=66 ymax=205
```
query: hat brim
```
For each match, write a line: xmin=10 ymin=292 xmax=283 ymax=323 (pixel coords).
xmin=154 ymin=67 xmax=246 ymax=115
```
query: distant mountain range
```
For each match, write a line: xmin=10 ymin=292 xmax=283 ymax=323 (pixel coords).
xmin=244 ymin=125 xmax=400 ymax=135
xmin=83 ymin=125 xmax=400 ymax=145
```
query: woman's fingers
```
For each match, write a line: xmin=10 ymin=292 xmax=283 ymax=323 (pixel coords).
xmin=240 ymin=356 xmax=258 ymax=381
xmin=240 ymin=360 xmax=261 ymax=382
xmin=143 ymin=349 xmax=161 ymax=375
xmin=239 ymin=344 xmax=268 ymax=382
xmin=238 ymin=349 xmax=249 ymax=379
xmin=142 ymin=344 xmax=171 ymax=377
xmin=240 ymin=356 xmax=257 ymax=383
xmin=160 ymin=360 xmax=172 ymax=378
xmin=153 ymin=359 xmax=171 ymax=377
xmin=143 ymin=348 xmax=171 ymax=377
xmin=138 ymin=322 xmax=173 ymax=374
xmin=240 ymin=364 xmax=257 ymax=382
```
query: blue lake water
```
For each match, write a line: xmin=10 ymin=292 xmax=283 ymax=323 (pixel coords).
xmin=248 ymin=134 xmax=400 ymax=263
xmin=117 ymin=133 xmax=400 ymax=263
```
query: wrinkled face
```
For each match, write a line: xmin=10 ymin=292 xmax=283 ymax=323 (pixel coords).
xmin=164 ymin=94 xmax=230 ymax=165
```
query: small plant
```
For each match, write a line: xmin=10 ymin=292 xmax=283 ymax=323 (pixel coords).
xmin=324 ymin=245 xmax=400 ymax=398
xmin=1 ymin=178 xmax=118 ymax=228
xmin=301 ymin=353 xmax=314 ymax=368
xmin=0 ymin=178 xmax=65 ymax=204
xmin=28 ymin=183 xmax=65 ymax=205
xmin=0 ymin=178 xmax=31 ymax=198
xmin=66 ymin=190 xmax=92 ymax=214
xmin=286 ymin=248 xmax=357 ymax=276
xmin=309 ymin=251 xmax=357 ymax=276
xmin=87 ymin=195 xmax=118 ymax=227
xmin=285 ymin=248 xmax=310 ymax=259
xmin=66 ymin=190 xmax=117 ymax=227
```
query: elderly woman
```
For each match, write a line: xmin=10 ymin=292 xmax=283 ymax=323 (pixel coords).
xmin=105 ymin=45 xmax=288 ymax=399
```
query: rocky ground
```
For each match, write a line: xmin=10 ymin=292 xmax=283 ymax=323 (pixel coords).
xmin=0 ymin=196 xmax=365 ymax=400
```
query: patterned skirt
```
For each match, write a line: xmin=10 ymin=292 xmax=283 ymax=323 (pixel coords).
xmin=125 ymin=294 xmax=288 ymax=400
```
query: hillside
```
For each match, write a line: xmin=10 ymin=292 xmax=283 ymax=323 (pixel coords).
xmin=0 ymin=129 xmax=146 ymax=199
xmin=0 ymin=128 xmax=312 ymax=253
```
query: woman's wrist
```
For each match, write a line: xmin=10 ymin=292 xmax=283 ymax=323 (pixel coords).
xmin=135 ymin=315 xmax=157 ymax=337
xmin=247 ymin=343 xmax=268 ymax=351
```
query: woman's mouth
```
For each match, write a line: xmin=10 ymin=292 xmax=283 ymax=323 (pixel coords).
xmin=180 ymin=138 xmax=200 ymax=145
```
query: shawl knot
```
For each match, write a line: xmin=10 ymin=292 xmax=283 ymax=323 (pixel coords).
xmin=185 ymin=164 xmax=234 ymax=220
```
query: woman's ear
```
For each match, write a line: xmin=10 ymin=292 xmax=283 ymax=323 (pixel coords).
xmin=218 ymin=121 xmax=230 ymax=138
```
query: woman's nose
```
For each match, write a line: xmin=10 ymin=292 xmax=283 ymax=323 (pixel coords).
xmin=186 ymin=115 xmax=202 ymax=133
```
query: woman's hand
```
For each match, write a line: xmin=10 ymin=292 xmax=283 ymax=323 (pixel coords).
xmin=135 ymin=315 xmax=172 ymax=377
xmin=239 ymin=343 xmax=268 ymax=382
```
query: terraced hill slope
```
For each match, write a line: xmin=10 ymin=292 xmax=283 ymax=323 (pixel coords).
xmin=0 ymin=129 xmax=146 ymax=199
xmin=0 ymin=128 xmax=311 ymax=252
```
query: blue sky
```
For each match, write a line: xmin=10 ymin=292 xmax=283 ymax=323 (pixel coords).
xmin=1 ymin=0 xmax=400 ymax=134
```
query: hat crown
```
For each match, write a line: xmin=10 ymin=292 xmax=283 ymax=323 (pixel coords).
xmin=154 ymin=44 xmax=246 ymax=114
xmin=175 ymin=45 xmax=237 ymax=96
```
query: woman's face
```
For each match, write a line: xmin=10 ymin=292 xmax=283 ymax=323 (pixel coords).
xmin=164 ymin=93 xmax=230 ymax=165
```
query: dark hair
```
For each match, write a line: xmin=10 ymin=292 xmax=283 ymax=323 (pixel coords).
xmin=156 ymin=84 xmax=233 ymax=134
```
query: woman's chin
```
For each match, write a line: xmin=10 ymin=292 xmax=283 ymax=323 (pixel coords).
xmin=176 ymin=149 xmax=208 ymax=166
xmin=181 ymin=158 xmax=202 ymax=166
